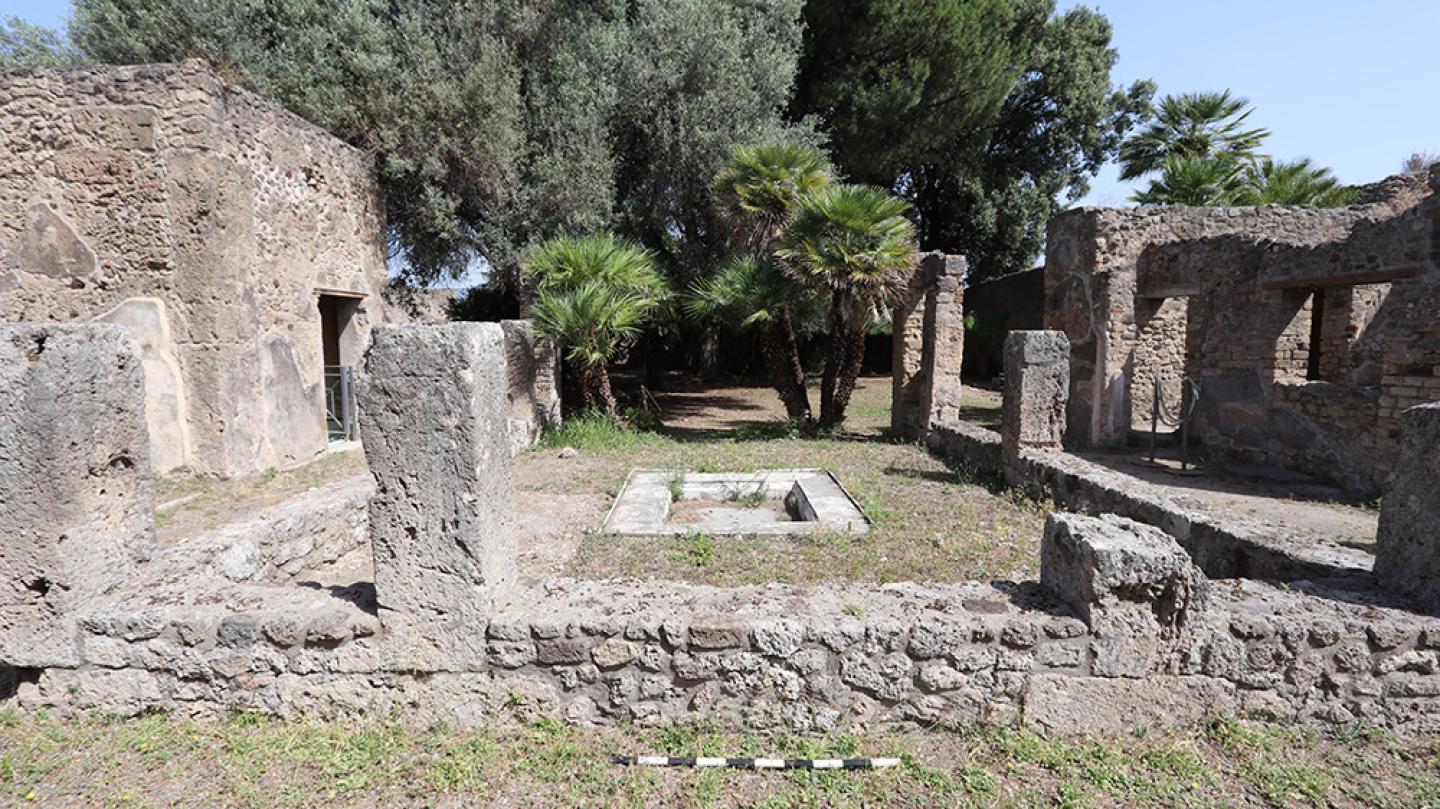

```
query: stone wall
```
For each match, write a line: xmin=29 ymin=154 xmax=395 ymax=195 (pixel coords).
xmin=9 ymin=324 xmax=1440 ymax=739
xmin=14 ymin=513 xmax=1440 ymax=738
xmin=961 ymin=267 xmax=1044 ymax=381
xmin=0 ymin=63 xmax=399 ymax=477
xmin=1374 ymin=403 xmax=1440 ymax=610
xmin=891 ymin=253 xmax=965 ymax=438
xmin=1045 ymin=167 xmax=1440 ymax=496
xmin=926 ymin=421 xmax=1372 ymax=583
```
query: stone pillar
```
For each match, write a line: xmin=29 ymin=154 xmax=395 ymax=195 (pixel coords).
xmin=1041 ymin=512 xmax=1208 ymax=677
xmin=359 ymin=323 xmax=517 ymax=639
xmin=918 ymin=255 xmax=966 ymax=430
xmin=891 ymin=253 xmax=966 ymax=438
xmin=1374 ymin=402 xmax=1440 ymax=609
xmin=1001 ymin=330 xmax=1069 ymax=459
xmin=0 ymin=324 xmax=154 ymax=667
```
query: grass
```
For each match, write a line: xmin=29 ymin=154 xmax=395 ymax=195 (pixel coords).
xmin=1 ymin=711 xmax=1436 ymax=807
xmin=536 ymin=381 xmax=1046 ymax=586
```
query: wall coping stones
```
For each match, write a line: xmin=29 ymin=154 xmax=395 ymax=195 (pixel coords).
xmin=1041 ymin=513 xmax=1209 ymax=632
xmin=927 ymin=420 xmax=1373 ymax=583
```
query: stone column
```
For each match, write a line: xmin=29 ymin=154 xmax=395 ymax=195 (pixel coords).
xmin=1374 ymin=402 xmax=1440 ymax=610
xmin=359 ymin=323 xmax=517 ymax=640
xmin=0 ymin=324 xmax=154 ymax=667
xmin=1002 ymin=331 xmax=1069 ymax=457
xmin=918 ymin=255 xmax=966 ymax=430
xmin=891 ymin=253 xmax=966 ymax=438
xmin=499 ymin=319 xmax=562 ymax=455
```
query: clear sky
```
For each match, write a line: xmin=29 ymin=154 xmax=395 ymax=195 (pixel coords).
xmin=1058 ymin=0 xmax=1440 ymax=205
xmin=7 ymin=0 xmax=1439 ymax=207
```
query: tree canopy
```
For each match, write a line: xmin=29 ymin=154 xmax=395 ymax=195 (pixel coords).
xmin=1120 ymin=91 xmax=1353 ymax=207
xmin=65 ymin=0 xmax=812 ymax=287
xmin=789 ymin=0 xmax=1152 ymax=280
xmin=11 ymin=0 xmax=1156 ymax=284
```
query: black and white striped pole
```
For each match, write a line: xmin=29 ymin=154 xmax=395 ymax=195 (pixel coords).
xmin=612 ymin=755 xmax=902 ymax=770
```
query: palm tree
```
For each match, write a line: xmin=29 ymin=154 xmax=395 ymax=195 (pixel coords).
xmin=1230 ymin=158 xmax=1354 ymax=207
xmin=778 ymin=184 xmax=919 ymax=430
xmin=1132 ymin=153 xmax=1245 ymax=206
xmin=703 ymin=143 xmax=832 ymax=425
xmin=525 ymin=233 xmax=667 ymax=414
xmin=713 ymin=143 xmax=832 ymax=249
xmin=1118 ymin=90 xmax=1269 ymax=181
xmin=686 ymin=256 xmax=818 ymax=424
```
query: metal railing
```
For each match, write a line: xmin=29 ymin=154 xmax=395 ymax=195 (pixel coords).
xmin=325 ymin=365 xmax=356 ymax=441
xmin=1145 ymin=374 xmax=1201 ymax=469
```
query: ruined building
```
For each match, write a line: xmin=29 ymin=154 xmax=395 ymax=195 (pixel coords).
xmin=0 ymin=62 xmax=400 ymax=477
xmin=1045 ymin=168 xmax=1440 ymax=496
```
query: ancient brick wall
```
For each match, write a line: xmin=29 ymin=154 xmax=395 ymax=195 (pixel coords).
xmin=0 ymin=62 xmax=397 ymax=477
xmin=891 ymin=253 xmax=965 ymax=438
xmin=1045 ymin=168 xmax=1440 ymax=495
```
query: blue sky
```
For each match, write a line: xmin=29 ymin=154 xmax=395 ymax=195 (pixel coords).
xmin=6 ymin=0 xmax=1439 ymax=207
xmin=1058 ymin=0 xmax=1440 ymax=204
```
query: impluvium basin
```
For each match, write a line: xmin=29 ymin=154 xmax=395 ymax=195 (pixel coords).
xmin=601 ymin=469 xmax=870 ymax=537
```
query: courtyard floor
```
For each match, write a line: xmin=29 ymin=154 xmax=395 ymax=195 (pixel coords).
xmin=516 ymin=376 xmax=1048 ymax=587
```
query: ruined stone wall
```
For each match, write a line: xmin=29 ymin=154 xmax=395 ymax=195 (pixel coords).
xmin=1045 ymin=204 xmax=1374 ymax=448
xmin=1130 ymin=296 xmax=1188 ymax=429
xmin=15 ymin=517 xmax=1440 ymax=738
xmin=500 ymin=319 xmax=562 ymax=454
xmin=1045 ymin=168 xmax=1440 ymax=495
xmin=8 ymin=323 xmax=1440 ymax=738
xmin=961 ymin=266 xmax=1044 ymax=381
xmin=0 ymin=62 xmax=396 ymax=477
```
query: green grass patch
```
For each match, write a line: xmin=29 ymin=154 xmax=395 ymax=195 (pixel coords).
xmin=539 ymin=410 xmax=674 ymax=452
xmin=3 ymin=713 xmax=1440 ymax=808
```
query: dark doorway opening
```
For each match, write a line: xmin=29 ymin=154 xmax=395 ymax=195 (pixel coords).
xmin=318 ymin=293 xmax=362 ymax=440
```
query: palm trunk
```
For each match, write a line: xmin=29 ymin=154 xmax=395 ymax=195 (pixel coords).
xmin=822 ymin=322 xmax=867 ymax=430
xmin=763 ymin=306 xmax=812 ymax=426
xmin=818 ymin=288 xmax=846 ymax=429
xmin=819 ymin=290 xmax=868 ymax=431
xmin=579 ymin=362 xmax=618 ymax=415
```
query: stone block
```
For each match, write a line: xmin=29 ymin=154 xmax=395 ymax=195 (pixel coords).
xmin=359 ymin=323 xmax=517 ymax=629
xmin=1375 ymin=402 xmax=1440 ymax=609
xmin=1024 ymin=674 xmax=1237 ymax=733
xmin=0 ymin=324 xmax=154 ymax=667
xmin=1041 ymin=513 xmax=1208 ymax=636
xmin=1001 ymin=330 xmax=1069 ymax=458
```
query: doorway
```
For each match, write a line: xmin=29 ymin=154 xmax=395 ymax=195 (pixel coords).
xmin=318 ymin=293 xmax=362 ymax=440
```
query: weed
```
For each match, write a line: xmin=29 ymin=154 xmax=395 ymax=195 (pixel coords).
xmin=842 ymin=604 xmax=864 ymax=617
xmin=722 ymin=483 xmax=767 ymax=508
xmin=676 ymin=532 xmax=717 ymax=567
